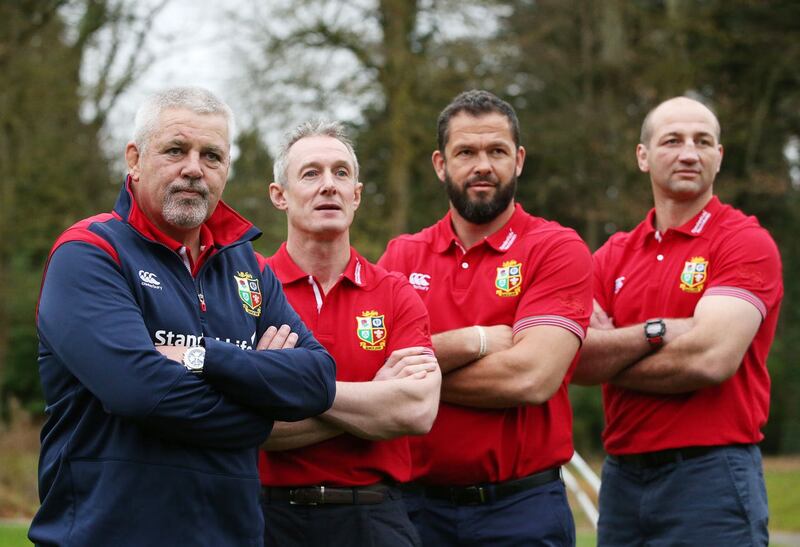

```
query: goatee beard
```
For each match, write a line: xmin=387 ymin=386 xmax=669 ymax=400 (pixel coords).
xmin=162 ymin=179 xmax=210 ymax=228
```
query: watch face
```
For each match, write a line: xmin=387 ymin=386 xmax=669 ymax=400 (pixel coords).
xmin=645 ymin=320 xmax=666 ymax=338
xmin=184 ymin=347 xmax=205 ymax=371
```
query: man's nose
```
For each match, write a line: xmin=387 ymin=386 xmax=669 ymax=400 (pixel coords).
xmin=678 ymin=142 xmax=701 ymax=163
xmin=473 ymin=151 xmax=492 ymax=175
xmin=319 ymin=170 xmax=337 ymax=193
xmin=181 ymin=151 xmax=203 ymax=178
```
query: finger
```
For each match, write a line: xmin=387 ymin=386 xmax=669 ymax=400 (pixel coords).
xmin=398 ymin=363 xmax=438 ymax=377
xmin=267 ymin=324 xmax=292 ymax=350
xmin=384 ymin=346 xmax=430 ymax=368
xmin=394 ymin=355 xmax=437 ymax=370
xmin=283 ymin=332 xmax=299 ymax=349
xmin=257 ymin=325 xmax=278 ymax=350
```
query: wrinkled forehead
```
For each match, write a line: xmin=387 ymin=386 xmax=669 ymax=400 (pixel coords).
xmin=446 ymin=112 xmax=515 ymax=146
xmin=154 ymin=108 xmax=231 ymax=145
xmin=287 ymin=135 xmax=356 ymax=171
xmin=648 ymin=100 xmax=720 ymax=142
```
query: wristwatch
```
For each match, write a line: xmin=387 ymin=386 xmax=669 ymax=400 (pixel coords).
xmin=182 ymin=346 xmax=205 ymax=375
xmin=644 ymin=319 xmax=666 ymax=348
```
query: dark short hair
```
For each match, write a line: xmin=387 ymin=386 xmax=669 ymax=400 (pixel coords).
xmin=437 ymin=90 xmax=520 ymax=151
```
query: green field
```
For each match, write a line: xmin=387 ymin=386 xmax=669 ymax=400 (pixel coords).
xmin=0 ymin=523 xmax=29 ymax=546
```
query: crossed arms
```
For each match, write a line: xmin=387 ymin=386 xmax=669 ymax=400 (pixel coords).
xmin=573 ymin=295 xmax=762 ymax=393
xmin=263 ymin=338 xmax=441 ymax=451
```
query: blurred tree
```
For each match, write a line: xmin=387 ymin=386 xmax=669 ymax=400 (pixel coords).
xmin=224 ymin=128 xmax=285 ymax=256
xmin=234 ymin=0 xmax=496 ymax=258
xmin=0 ymin=0 xmax=167 ymax=416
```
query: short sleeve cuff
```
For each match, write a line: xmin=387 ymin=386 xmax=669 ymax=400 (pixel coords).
xmin=704 ymin=286 xmax=767 ymax=319
xmin=513 ymin=315 xmax=586 ymax=340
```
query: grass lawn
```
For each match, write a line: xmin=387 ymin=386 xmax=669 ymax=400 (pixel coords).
xmin=765 ymin=457 xmax=800 ymax=531
xmin=0 ymin=522 xmax=30 ymax=546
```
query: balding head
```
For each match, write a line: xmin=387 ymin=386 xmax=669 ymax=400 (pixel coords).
xmin=640 ymin=97 xmax=721 ymax=147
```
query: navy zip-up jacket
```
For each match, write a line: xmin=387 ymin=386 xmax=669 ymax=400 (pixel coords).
xmin=30 ymin=179 xmax=336 ymax=547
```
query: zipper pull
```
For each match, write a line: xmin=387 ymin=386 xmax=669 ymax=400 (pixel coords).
xmin=198 ymin=293 xmax=207 ymax=312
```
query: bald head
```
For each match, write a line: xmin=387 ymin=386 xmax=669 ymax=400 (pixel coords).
xmin=640 ymin=97 xmax=721 ymax=147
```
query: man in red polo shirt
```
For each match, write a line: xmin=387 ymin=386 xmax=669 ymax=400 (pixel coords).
xmin=258 ymin=120 xmax=441 ymax=547
xmin=379 ymin=90 xmax=592 ymax=545
xmin=574 ymin=96 xmax=783 ymax=546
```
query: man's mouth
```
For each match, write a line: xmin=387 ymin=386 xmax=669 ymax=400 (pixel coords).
xmin=315 ymin=203 xmax=342 ymax=211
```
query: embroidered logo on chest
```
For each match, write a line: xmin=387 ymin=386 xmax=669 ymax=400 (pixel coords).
xmin=138 ymin=270 xmax=163 ymax=290
xmin=356 ymin=310 xmax=387 ymax=351
xmin=235 ymin=271 xmax=262 ymax=316
xmin=679 ymin=257 xmax=709 ymax=293
xmin=409 ymin=272 xmax=431 ymax=291
xmin=495 ymin=260 xmax=523 ymax=297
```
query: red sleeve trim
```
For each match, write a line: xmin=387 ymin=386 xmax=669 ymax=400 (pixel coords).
xmin=513 ymin=315 xmax=586 ymax=340
xmin=704 ymin=286 xmax=767 ymax=319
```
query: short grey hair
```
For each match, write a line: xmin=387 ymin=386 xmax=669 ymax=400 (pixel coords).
xmin=273 ymin=119 xmax=359 ymax=185
xmin=133 ymin=86 xmax=234 ymax=153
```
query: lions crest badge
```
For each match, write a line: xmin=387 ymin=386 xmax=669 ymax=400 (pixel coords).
xmin=356 ymin=310 xmax=387 ymax=351
xmin=495 ymin=260 xmax=523 ymax=297
xmin=679 ymin=257 xmax=708 ymax=293
xmin=235 ymin=271 xmax=262 ymax=316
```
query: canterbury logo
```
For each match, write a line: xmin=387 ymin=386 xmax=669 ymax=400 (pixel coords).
xmin=139 ymin=270 xmax=162 ymax=290
xmin=409 ymin=272 xmax=431 ymax=291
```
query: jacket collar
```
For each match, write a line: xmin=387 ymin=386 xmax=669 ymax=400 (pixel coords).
xmin=113 ymin=176 xmax=260 ymax=251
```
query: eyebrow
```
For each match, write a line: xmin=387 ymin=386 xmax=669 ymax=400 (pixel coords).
xmin=203 ymin=144 xmax=227 ymax=157
xmin=660 ymin=131 xmax=716 ymax=140
xmin=298 ymin=159 xmax=353 ymax=172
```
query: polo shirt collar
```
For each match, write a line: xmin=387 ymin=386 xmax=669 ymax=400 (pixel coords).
xmin=432 ymin=202 xmax=527 ymax=253
xmin=645 ymin=195 xmax=722 ymax=239
xmin=269 ymin=242 xmax=370 ymax=288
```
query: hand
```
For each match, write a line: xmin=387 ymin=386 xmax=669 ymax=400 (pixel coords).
xmin=590 ymin=299 xmax=615 ymax=330
xmin=257 ymin=324 xmax=299 ymax=350
xmin=373 ymin=347 xmax=439 ymax=381
xmin=155 ymin=345 xmax=186 ymax=362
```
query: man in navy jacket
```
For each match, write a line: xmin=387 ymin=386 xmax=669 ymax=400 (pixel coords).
xmin=30 ymin=87 xmax=336 ymax=547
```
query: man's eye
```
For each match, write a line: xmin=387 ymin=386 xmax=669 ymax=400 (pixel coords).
xmin=336 ymin=169 xmax=349 ymax=177
xmin=302 ymin=170 xmax=319 ymax=179
xmin=205 ymin=152 xmax=221 ymax=162
xmin=166 ymin=148 xmax=183 ymax=156
xmin=456 ymin=149 xmax=473 ymax=157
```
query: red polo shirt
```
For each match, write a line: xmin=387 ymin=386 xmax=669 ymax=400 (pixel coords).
xmin=379 ymin=203 xmax=592 ymax=485
xmin=258 ymin=244 xmax=432 ymax=486
xmin=593 ymin=196 xmax=783 ymax=455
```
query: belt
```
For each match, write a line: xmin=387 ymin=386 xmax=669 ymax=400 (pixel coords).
xmin=611 ymin=446 xmax=723 ymax=468
xmin=262 ymin=484 xmax=389 ymax=505
xmin=422 ymin=467 xmax=561 ymax=505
